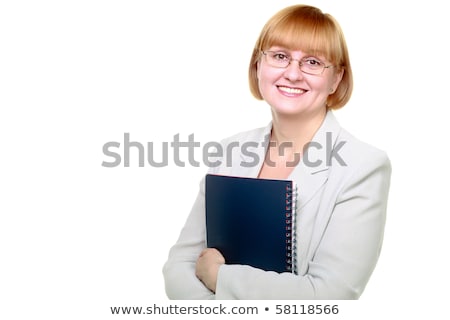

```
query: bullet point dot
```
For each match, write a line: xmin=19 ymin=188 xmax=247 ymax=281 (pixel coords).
xmin=265 ymin=307 xmax=269 ymax=311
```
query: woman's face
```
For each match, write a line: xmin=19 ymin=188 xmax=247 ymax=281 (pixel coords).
xmin=257 ymin=46 xmax=343 ymax=117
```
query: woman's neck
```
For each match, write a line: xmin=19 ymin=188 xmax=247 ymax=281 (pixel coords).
xmin=257 ymin=108 xmax=327 ymax=180
xmin=270 ymin=108 xmax=327 ymax=154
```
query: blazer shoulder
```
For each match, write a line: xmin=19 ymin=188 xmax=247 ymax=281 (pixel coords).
xmin=337 ymin=128 xmax=391 ymax=172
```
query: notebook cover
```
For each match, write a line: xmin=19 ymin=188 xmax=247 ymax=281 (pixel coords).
xmin=205 ymin=174 xmax=295 ymax=273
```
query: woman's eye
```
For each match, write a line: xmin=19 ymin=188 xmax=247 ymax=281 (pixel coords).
xmin=273 ymin=53 xmax=289 ymax=61
xmin=305 ymin=58 xmax=323 ymax=66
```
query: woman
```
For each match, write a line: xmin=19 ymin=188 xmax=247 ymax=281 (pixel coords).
xmin=163 ymin=4 xmax=391 ymax=299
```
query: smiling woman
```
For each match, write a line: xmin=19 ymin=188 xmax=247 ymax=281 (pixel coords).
xmin=248 ymin=4 xmax=352 ymax=110
xmin=163 ymin=4 xmax=391 ymax=300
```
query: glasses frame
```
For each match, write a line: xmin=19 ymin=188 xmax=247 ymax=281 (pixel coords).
xmin=261 ymin=50 xmax=334 ymax=75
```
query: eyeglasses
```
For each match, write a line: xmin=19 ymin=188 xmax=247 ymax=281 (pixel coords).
xmin=261 ymin=51 xmax=333 ymax=75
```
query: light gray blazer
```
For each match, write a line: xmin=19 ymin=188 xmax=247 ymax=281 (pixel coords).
xmin=163 ymin=111 xmax=391 ymax=299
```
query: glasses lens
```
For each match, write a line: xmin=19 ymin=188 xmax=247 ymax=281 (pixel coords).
xmin=300 ymin=58 xmax=324 ymax=75
xmin=265 ymin=51 xmax=289 ymax=68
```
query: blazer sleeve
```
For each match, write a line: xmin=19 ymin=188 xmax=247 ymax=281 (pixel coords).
xmin=162 ymin=177 xmax=215 ymax=299
xmin=215 ymin=149 xmax=392 ymax=299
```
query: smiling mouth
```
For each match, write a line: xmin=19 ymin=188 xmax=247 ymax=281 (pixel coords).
xmin=277 ymin=86 xmax=306 ymax=95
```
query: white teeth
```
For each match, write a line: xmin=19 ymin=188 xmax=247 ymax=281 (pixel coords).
xmin=278 ymin=86 xmax=305 ymax=94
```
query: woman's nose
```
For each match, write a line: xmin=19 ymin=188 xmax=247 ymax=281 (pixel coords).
xmin=283 ymin=60 xmax=304 ymax=82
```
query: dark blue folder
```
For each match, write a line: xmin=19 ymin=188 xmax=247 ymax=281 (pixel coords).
xmin=205 ymin=174 xmax=296 ymax=273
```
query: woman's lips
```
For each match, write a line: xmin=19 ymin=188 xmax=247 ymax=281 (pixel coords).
xmin=277 ymin=85 xmax=306 ymax=96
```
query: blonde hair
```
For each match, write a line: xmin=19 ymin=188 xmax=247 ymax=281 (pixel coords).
xmin=249 ymin=4 xmax=353 ymax=109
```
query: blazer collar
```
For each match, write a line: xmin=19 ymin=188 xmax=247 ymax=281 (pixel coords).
xmin=240 ymin=111 xmax=343 ymax=209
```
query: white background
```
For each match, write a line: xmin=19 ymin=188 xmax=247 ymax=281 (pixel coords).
xmin=1 ymin=0 xmax=449 ymax=319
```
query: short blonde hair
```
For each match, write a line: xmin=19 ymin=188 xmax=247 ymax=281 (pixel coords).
xmin=249 ymin=5 xmax=353 ymax=109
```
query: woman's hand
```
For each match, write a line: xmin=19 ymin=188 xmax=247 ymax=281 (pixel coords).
xmin=195 ymin=248 xmax=225 ymax=293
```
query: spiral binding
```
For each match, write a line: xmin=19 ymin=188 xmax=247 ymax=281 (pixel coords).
xmin=285 ymin=182 xmax=298 ymax=274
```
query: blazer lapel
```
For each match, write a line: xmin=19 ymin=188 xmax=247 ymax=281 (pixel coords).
xmin=290 ymin=111 xmax=342 ymax=209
